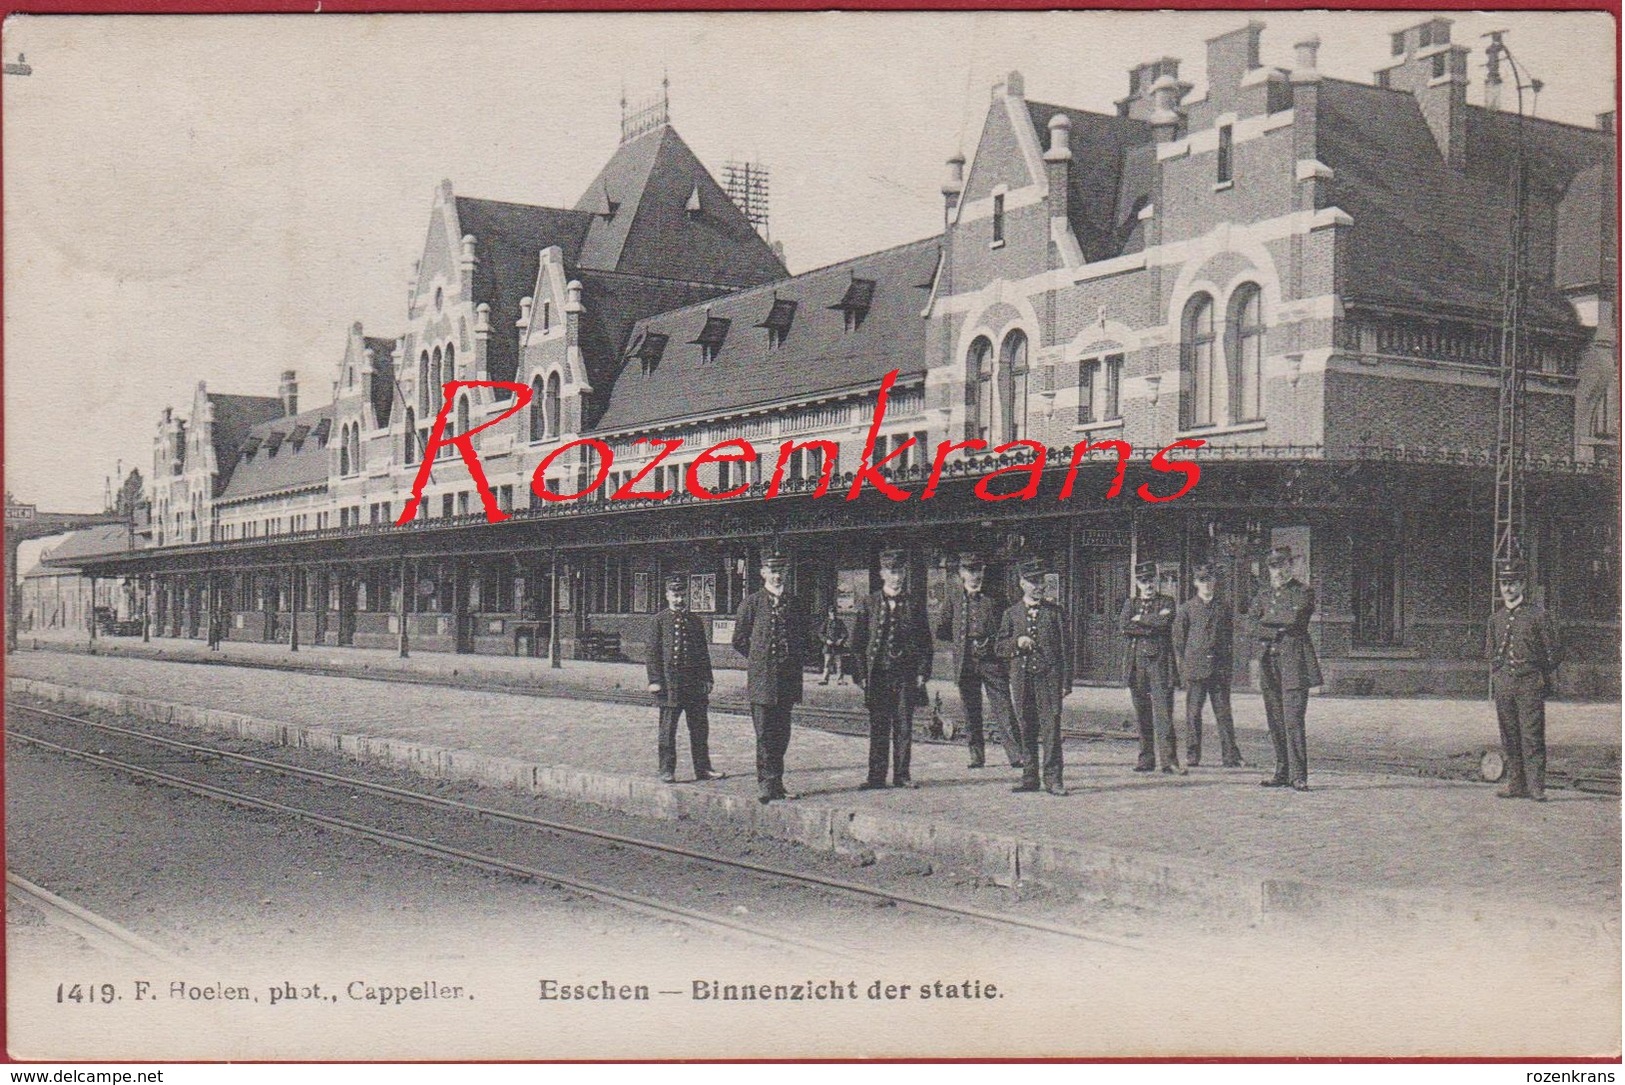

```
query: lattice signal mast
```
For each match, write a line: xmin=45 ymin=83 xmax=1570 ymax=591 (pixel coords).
xmin=1485 ymin=31 xmax=1540 ymax=574
xmin=723 ymin=160 xmax=771 ymax=240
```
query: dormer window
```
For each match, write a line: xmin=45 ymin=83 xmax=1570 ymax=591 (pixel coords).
xmin=693 ymin=316 xmax=730 ymax=363
xmin=264 ymin=430 xmax=285 ymax=457
xmin=1430 ymin=53 xmax=1446 ymax=79
xmin=312 ymin=417 xmax=332 ymax=448
xmin=239 ymin=435 xmax=262 ymax=457
xmin=759 ymin=298 xmax=797 ymax=350
xmin=628 ymin=331 xmax=668 ymax=375
xmin=831 ymin=277 xmax=875 ymax=333
xmin=289 ymin=423 xmax=310 ymax=452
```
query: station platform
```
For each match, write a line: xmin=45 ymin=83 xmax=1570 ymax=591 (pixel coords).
xmin=7 ymin=640 xmax=1619 ymax=941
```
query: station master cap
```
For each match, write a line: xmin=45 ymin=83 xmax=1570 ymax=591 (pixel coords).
xmin=1016 ymin=556 xmax=1050 ymax=582
xmin=1495 ymin=557 xmax=1529 ymax=582
xmin=958 ymin=551 xmax=987 ymax=571
xmin=760 ymin=553 xmax=790 ymax=573
xmin=1134 ymin=560 xmax=1159 ymax=580
xmin=1192 ymin=562 xmax=1217 ymax=582
xmin=878 ymin=549 xmax=908 ymax=571
xmin=1265 ymin=546 xmax=1295 ymax=569
xmin=664 ymin=574 xmax=688 ymax=593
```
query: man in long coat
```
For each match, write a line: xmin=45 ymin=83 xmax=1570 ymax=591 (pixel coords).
xmin=1172 ymin=562 xmax=1242 ymax=768
xmin=1488 ymin=557 xmax=1560 ymax=802
xmin=997 ymin=557 xmax=1072 ymax=795
xmin=1121 ymin=560 xmax=1182 ymax=774
xmin=731 ymin=554 xmax=806 ymax=804
xmin=647 ymin=575 xmax=723 ymax=783
xmin=851 ymin=549 xmax=933 ymax=789
xmin=935 ymin=551 xmax=1023 ymax=769
xmin=1249 ymin=545 xmax=1323 ymax=791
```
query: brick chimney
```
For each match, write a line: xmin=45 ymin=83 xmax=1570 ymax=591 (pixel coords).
xmin=1205 ymin=22 xmax=1265 ymax=109
xmin=279 ymin=370 xmax=298 ymax=417
xmin=1375 ymin=18 xmax=1468 ymax=168
xmin=1117 ymin=57 xmax=1181 ymax=121
xmin=1042 ymin=113 xmax=1071 ymax=221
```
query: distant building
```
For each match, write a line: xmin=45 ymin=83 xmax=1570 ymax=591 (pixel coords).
xmin=65 ymin=18 xmax=1618 ymax=693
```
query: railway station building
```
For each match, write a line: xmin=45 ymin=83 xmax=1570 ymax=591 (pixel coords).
xmin=65 ymin=18 xmax=1619 ymax=695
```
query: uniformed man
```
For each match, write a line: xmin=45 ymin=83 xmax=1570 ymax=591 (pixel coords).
xmin=996 ymin=557 xmax=1071 ymax=795
xmin=935 ymin=551 xmax=1023 ymax=770
xmin=1172 ymin=563 xmax=1243 ymax=768
xmin=1120 ymin=560 xmax=1182 ymax=774
xmin=647 ymin=575 xmax=724 ymax=784
xmin=731 ymin=553 xmax=806 ymax=804
xmin=1249 ymin=546 xmax=1322 ymax=791
xmin=852 ymin=549 xmax=933 ymax=789
xmin=1488 ymin=558 xmax=1560 ymax=802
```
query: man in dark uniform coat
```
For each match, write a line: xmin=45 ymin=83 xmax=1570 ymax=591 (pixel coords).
xmin=731 ymin=554 xmax=806 ymax=804
xmin=1249 ymin=545 xmax=1322 ymax=791
xmin=996 ymin=557 xmax=1071 ymax=795
xmin=852 ymin=549 xmax=933 ymax=789
xmin=647 ymin=575 xmax=724 ymax=783
xmin=1488 ymin=558 xmax=1560 ymax=802
xmin=935 ymin=551 xmax=1023 ymax=769
xmin=1120 ymin=560 xmax=1183 ymax=774
xmin=1172 ymin=563 xmax=1242 ymax=768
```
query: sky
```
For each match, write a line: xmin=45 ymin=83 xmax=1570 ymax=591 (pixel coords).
xmin=3 ymin=10 xmax=1615 ymax=512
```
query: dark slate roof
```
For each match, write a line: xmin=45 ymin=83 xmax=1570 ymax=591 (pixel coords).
xmin=1027 ymin=101 xmax=1154 ymax=263
xmin=455 ymin=197 xmax=595 ymax=386
xmin=364 ymin=335 xmax=398 ymax=428
xmin=39 ymin=523 xmax=137 ymax=567
xmin=1554 ymin=157 xmax=1614 ymax=292
xmin=572 ymin=125 xmax=787 ymax=286
xmin=574 ymin=271 xmax=728 ymax=398
xmin=207 ymin=394 xmax=287 ymax=498
xmin=1317 ymin=79 xmax=1607 ymax=330
xmin=593 ymin=237 xmax=941 ymax=434
xmin=216 ymin=403 xmax=335 ymax=504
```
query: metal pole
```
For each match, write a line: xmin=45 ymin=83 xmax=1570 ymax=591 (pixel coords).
xmin=142 ymin=574 xmax=151 ymax=642
xmin=398 ymin=558 xmax=409 ymax=658
xmin=549 ymin=548 xmax=562 ymax=668
xmin=288 ymin=566 xmax=300 ymax=653
xmin=88 ymin=575 xmax=98 ymax=643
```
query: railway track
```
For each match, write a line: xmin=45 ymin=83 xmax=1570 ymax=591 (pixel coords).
xmin=7 ymin=701 xmax=1153 ymax=961
xmin=7 ymin=871 xmax=183 ymax=966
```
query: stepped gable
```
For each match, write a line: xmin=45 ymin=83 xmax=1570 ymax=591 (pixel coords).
xmin=1317 ymin=78 xmax=1608 ymax=331
xmin=572 ymin=125 xmax=787 ymax=287
xmin=593 ymin=237 xmax=941 ymax=435
xmin=1026 ymin=100 xmax=1154 ymax=262
xmin=217 ymin=403 xmax=336 ymax=503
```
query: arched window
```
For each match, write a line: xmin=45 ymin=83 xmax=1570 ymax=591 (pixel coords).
xmin=339 ymin=423 xmax=351 ymax=476
xmin=998 ymin=330 xmax=1028 ymax=443
xmin=445 ymin=342 xmax=456 ymax=382
xmin=530 ymin=377 xmax=546 ymax=442
xmin=456 ymin=395 xmax=470 ymax=442
xmin=967 ymin=337 xmax=994 ymax=442
xmin=431 ymin=346 xmax=443 ymax=401
xmin=545 ymin=373 xmax=562 ymax=438
xmin=349 ymin=421 xmax=361 ymax=473
xmin=418 ymin=351 xmax=430 ymax=413
xmin=1228 ymin=284 xmax=1264 ymax=422
xmin=403 ymin=408 xmax=417 ymax=463
xmin=1181 ymin=294 xmax=1217 ymax=429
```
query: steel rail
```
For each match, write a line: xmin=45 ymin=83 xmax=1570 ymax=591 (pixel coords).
xmin=8 ymin=701 xmax=1153 ymax=952
xmin=6 ymin=871 xmax=184 ymax=966
xmin=6 ymin=723 xmax=858 ymax=962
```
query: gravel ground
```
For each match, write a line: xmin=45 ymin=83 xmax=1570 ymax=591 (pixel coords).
xmin=7 ymin=703 xmax=1619 ymax=1060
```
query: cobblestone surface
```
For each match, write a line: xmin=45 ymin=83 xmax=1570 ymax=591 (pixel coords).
xmin=9 ymin=647 xmax=1618 ymax=924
